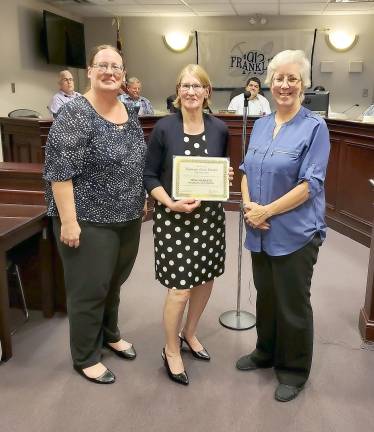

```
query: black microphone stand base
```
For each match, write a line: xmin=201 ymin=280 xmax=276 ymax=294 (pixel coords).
xmin=219 ymin=310 xmax=256 ymax=331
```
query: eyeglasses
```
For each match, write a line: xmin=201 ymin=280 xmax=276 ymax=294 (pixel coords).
xmin=180 ymin=83 xmax=205 ymax=93
xmin=92 ymin=63 xmax=124 ymax=75
xmin=272 ymin=75 xmax=301 ymax=87
xmin=61 ymin=78 xmax=74 ymax=83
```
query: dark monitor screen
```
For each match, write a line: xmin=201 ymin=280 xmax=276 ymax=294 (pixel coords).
xmin=302 ymin=91 xmax=329 ymax=116
xmin=43 ymin=10 xmax=86 ymax=69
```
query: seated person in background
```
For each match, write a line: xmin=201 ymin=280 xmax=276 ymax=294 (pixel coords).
xmin=362 ymin=104 xmax=374 ymax=116
xmin=166 ymin=94 xmax=179 ymax=113
xmin=49 ymin=70 xmax=80 ymax=117
xmin=313 ymin=85 xmax=325 ymax=92
xmin=228 ymin=77 xmax=271 ymax=116
xmin=119 ymin=77 xmax=154 ymax=115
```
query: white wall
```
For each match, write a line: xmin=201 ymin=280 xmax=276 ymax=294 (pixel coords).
xmin=0 ymin=0 xmax=85 ymax=119
xmin=84 ymin=15 xmax=374 ymax=117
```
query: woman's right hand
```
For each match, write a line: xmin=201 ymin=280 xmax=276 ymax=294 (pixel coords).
xmin=60 ymin=220 xmax=81 ymax=248
xmin=169 ymin=199 xmax=201 ymax=214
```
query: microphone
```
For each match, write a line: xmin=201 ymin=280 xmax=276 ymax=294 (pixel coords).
xmin=342 ymin=103 xmax=359 ymax=114
xmin=243 ymin=91 xmax=251 ymax=108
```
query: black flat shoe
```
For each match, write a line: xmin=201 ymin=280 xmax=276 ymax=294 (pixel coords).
xmin=236 ymin=354 xmax=273 ymax=371
xmin=274 ymin=384 xmax=304 ymax=402
xmin=73 ymin=364 xmax=115 ymax=384
xmin=104 ymin=342 xmax=136 ymax=360
xmin=179 ymin=334 xmax=210 ymax=361
xmin=161 ymin=348 xmax=189 ymax=386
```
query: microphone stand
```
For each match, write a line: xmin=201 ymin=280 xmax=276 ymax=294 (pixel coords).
xmin=219 ymin=92 xmax=256 ymax=330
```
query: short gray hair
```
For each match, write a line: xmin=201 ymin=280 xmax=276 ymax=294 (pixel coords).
xmin=127 ymin=77 xmax=141 ymax=86
xmin=265 ymin=50 xmax=311 ymax=89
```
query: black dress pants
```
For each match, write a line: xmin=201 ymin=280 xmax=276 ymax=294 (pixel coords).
xmin=250 ymin=234 xmax=322 ymax=387
xmin=53 ymin=217 xmax=142 ymax=368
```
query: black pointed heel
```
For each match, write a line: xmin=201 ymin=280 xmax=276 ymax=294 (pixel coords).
xmin=73 ymin=364 xmax=116 ymax=384
xmin=104 ymin=342 xmax=136 ymax=360
xmin=161 ymin=348 xmax=189 ymax=386
xmin=179 ymin=334 xmax=211 ymax=361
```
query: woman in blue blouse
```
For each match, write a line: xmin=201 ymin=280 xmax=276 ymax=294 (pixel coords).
xmin=236 ymin=50 xmax=330 ymax=402
xmin=44 ymin=45 xmax=147 ymax=384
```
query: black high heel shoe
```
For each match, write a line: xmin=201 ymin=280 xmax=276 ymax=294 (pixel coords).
xmin=179 ymin=334 xmax=211 ymax=361
xmin=73 ymin=364 xmax=116 ymax=384
xmin=161 ymin=348 xmax=189 ymax=386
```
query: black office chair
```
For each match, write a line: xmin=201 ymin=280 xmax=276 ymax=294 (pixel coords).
xmin=166 ymin=94 xmax=178 ymax=113
xmin=8 ymin=109 xmax=42 ymax=119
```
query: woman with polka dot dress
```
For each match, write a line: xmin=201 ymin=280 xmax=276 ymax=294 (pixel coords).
xmin=144 ymin=64 xmax=233 ymax=385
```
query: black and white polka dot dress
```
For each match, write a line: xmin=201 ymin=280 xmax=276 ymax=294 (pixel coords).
xmin=153 ymin=132 xmax=226 ymax=289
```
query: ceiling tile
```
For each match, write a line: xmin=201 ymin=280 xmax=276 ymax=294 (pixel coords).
xmin=231 ymin=3 xmax=280 ymax=14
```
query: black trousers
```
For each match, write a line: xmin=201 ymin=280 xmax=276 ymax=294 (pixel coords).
xmin=250 ymin=234 xmax=322 ymax=387
xmin=53 ymin=218 xmax=142 ymax=368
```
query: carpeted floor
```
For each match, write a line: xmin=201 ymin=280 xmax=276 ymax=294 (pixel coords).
xmin=1 ymin=211 xmax=373 ymax=432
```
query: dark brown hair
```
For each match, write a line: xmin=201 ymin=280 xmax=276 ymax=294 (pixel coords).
xmin=87 ymin=44 xmax=124 ymax=67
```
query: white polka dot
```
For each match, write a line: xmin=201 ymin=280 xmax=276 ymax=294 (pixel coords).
xmin=177 ymin=253 xmax=183 ymax=258
xmin=217 ymin=228 xmax=221 ymax=233
xmin=202 ymin=135 xmax=206 ymax=141
xmin=202 ymin=243 xmax=206 ymax=248
xmin=165 ymin=207 xmax=171 ymax=213
xmin=167 ymin=247 xmax=173 ymax=252
xmin=205 ymin=207 xmax=210 ymax=212
xmin=176 ymin=240 xmax=181 ymax=245
xmin=171 ymin=273 xmax=176 ymax=279
xmin=185 ymin=245 xmax=191 ymax=251
xmin=155 ymin=246 xmax=158 ymax=252
xmin=194 ymin=214 xmax=200 ymax=219
xmin=195 ymin=276 xmax=199 ymax=282
xmin=215 ymin=252 xmax=219 ymax=257
xmin=165 ymin=234 xmax=171 ymax=239
xmin=190 ymin=285 xmax=194 ymax=288
xmin=220 ymin=257 xmax=224 ymax=262
xmin=208 ymin=273 xmax=212 ymax=278
xmin=184 ymin=150 xmax=191 ymax=155
xmin=202 ymin=256 xmax=206 ymax=261
xmin=156 ymin=214 xmax=161 ymax=219
xmin=161 ymin=253 xmax=165 ymax=259
xmin=175 ymin=214 xmax=181 ymax=219
xmin=209 ymin=236 xmax=214 ymax=240
xmin=185 ymin=220 xmax=191 ymax=225
xmin=202 ymin=230 xmax=207 ymax=236
xmin=194 ymin=226 xmax=199 ymax=231
xmin=209 ymin=248 xmax=213 ymax=253
xmin=219 ymin=268 xmax=223 ymax=273
xmin=208 ymin=260 xmax=212 ymax=265
xmin=218 ymin=203 xmax=222 ymax=208
xmin=221 ymin=245 xmax=224 ymax=250
xmin=163 ymin=266 xmax=167 ymax=272
xmin=180 ymin=280 xmax=186 ymax=286
xmin=156 ymin=227 xmax=162 ymax=233
xmin=204 ymin=149 xmax=208 ymax=154
xmin=194 ymin=263 xmax=199 ymax=269
xmin=159 ymin=240 xmax=164 ymax=246
xmin=193 ymin=238 xmax=199 ymax=243
xmin=210 ymin=223 xmax=215 ymax=228
xmin=212 ymin=211 xmax=216 ymax=216
xmin=165 ymin=280 xmax=169 ymax=285
xmin=158 ymin=272 xmax=163 ymax=277
xmin=193 ymin=251 xmax=199 ymax=256
xmin=218 ymin=216 xmax=222 ymax=221
xmin=186 ymin=258 xmax=191 ymax=264
xmin=214 ymin=265 xmax=218 ymax=269
xmin=169 ymin=260 xmax=174 ymax=265
xmin=185 ymin=233 xmax=190 ymax=238
xmin=216 ymin=240 xmax=220 ymax=245
xmin=179 ymin=266 xmax=184 ymax=272
xmin=175 ymin=226 xmax=181 ymax=232
xmin=156 ymin=260 xmax=160 ymax=265
xmin=202 ymin=268 xmax=206 ymax=274
xmin=165 ymin=220 xmax=171 ymax=226
xmin=203 ymin=218 xmax=208 ymax=223
xmin=171 ymin=287 xmax=177 ymax=290
xmin=188 ymin=271 xmax=192 ymax=276
xmin=194 ymin=143 xmax=200 ymax=148
xmin=184 ymin=136 xmax=189 ymax=142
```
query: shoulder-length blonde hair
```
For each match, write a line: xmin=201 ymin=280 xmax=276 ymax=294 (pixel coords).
xmin=173 ymin=64 xmax=212 ymax=110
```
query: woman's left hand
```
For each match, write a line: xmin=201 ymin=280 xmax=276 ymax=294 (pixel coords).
xmin=228 ymin=166 xmax=234 ymax=186
xmin=246 ymin=204 xmax=271 ymax=227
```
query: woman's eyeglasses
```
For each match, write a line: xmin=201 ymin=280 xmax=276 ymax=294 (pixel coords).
xmin=272 ymin=75 xmax=301 ymax=87
xmin=180 ymin=83 xmax=205 ymax=93
xmin=92 ymin=63 xmax=124 ymax=75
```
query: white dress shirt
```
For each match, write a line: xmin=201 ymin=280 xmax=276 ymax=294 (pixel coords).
xmin=228 ymin=93 xmax=271 ymax=116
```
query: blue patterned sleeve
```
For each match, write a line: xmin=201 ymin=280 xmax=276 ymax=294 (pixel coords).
xmin=44 ymin=101 xmax=91 ymax=182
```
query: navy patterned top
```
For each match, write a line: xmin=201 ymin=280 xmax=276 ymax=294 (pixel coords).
xmin=44 ymin=96 xmax=147 ymax=223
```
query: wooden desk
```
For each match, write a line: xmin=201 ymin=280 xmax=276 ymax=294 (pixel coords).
xmin=1 ymin=115 xmax=373 ymax=246
xmin=0 ymin=204 xmax=53 ymax=361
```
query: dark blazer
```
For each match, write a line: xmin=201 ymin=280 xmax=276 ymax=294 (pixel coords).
xmin=144 ymin=111 xmax=229 ymax=196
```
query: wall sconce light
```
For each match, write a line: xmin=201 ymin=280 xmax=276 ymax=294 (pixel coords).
xmin=163 ymin=32 xmax=192 ymax=53
xmin=326 ymin=30 xmax=358 ymax=52
xmin=249 ymin=15 xmax=268 ymax=25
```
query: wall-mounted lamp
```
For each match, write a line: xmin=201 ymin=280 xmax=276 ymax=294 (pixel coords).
xmin=326 ymin=30 xmax=358 ymax=52
xmin=249 ymin=15 xmax=268 ymax=25
xmin=163 ymin=32 xmax=192 ymax=53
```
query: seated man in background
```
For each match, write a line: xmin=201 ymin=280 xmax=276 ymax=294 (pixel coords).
xmin=119 ymin=77 xmax=154 ymax=115
xmin=228 ymin=77 xmax=271 ymax=116
xmin=49 ymin=70 xmax=80 ymax=117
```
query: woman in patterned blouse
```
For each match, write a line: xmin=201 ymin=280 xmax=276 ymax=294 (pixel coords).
xmin=44 ymin=45 xmax=147 ymax=384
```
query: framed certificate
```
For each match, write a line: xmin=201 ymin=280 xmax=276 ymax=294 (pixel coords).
xmin=172 ymin=156 xmax=229 ymax=201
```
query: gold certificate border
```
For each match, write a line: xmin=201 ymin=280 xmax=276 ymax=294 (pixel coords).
xmin=172 ymin=156 xmax=229 ymax=201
